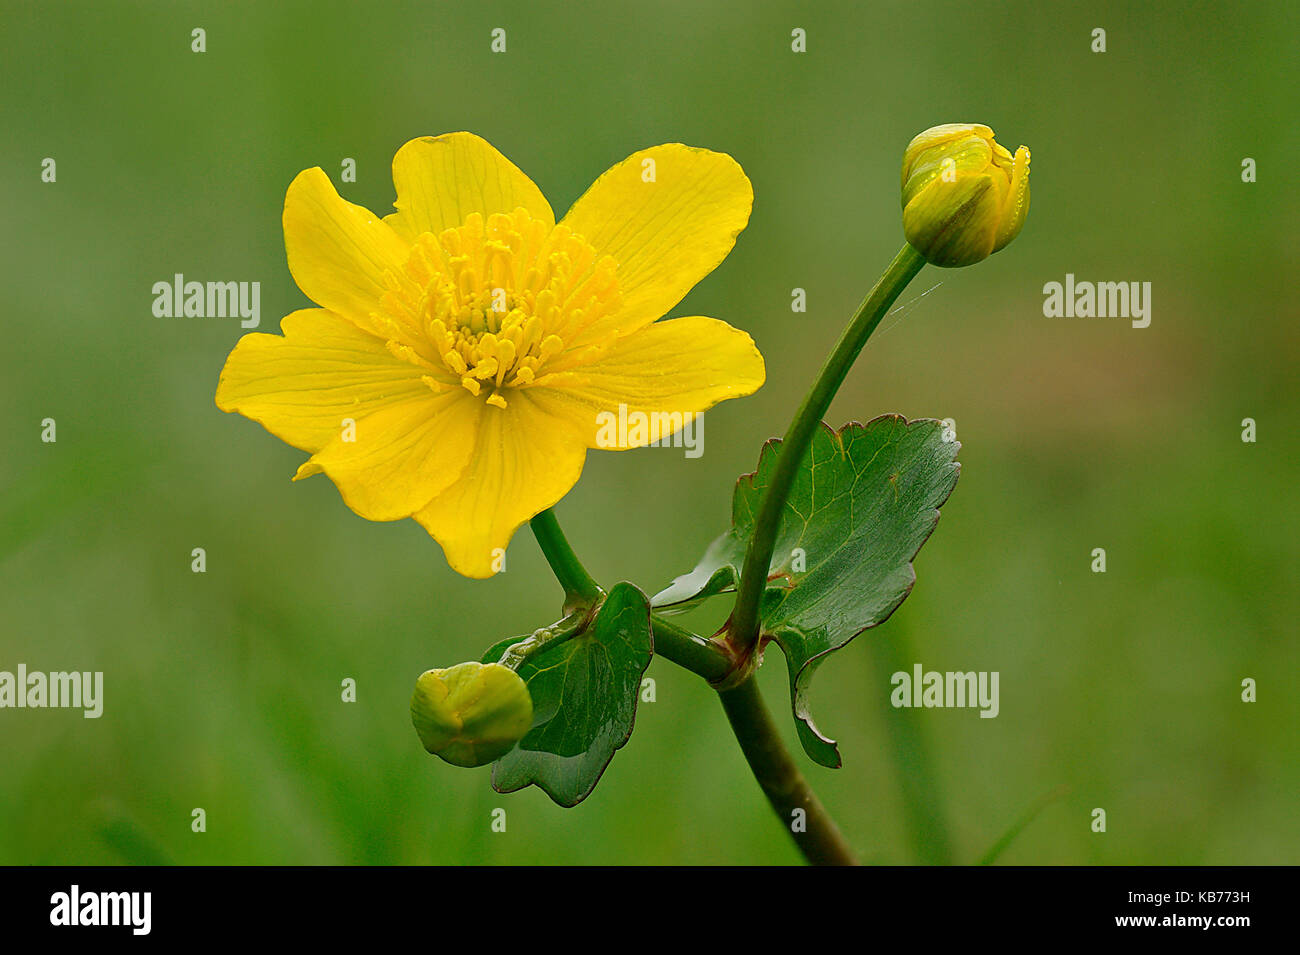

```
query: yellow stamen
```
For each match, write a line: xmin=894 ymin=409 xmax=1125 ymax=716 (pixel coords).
xmin=378 ymin=207 xmax=624 ymax=408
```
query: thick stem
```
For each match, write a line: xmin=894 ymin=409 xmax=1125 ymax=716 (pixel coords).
xmin=530 ymin=509 xmax=602 ymax=606
xmin=729 ymin=244 xmax=926 ymax=656
xmin=718 ymin=676 xmax=858 ymax=865
xmin=649 ymin=615 xmax=732 ymax=683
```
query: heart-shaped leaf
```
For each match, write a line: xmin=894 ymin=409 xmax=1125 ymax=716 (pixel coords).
xmin=482 ymin=582 xmax=653 ymax=806
xmin=653 ymin=415 xmax=960 ymax=768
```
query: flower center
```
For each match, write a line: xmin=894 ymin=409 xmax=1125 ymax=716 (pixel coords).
xmin=378 ymin=208 xmax=621 ymax=408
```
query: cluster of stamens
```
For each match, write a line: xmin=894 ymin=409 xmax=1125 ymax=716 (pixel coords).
xmin=375 ymin=208 xmax=621 ymax=408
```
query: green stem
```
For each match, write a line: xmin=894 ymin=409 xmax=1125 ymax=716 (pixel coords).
xmin=532 ymin=509 xmax=733 ymax=679
xmin=649 ymin=615 xmax=732 ymax=683
xmin=529 ymin=509 xmax=850 ymax=865
xmin=718 ymin=676 xmax=857 ymax=865
xmin=495 ymin=609 xmax=589 ymax=669
xmin=729 ymin=243 xmax=926 ymax=656
xmin=530 ymin=509 xmax=602 ymax=606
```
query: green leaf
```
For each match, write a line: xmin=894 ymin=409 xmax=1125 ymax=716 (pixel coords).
xmin=653 ymin=415 xmax=960 ymax=768
xmin=482 ymin=582 xmax=653 ymax=807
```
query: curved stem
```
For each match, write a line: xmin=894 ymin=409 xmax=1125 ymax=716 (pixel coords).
xmin=729 ymin=244 xmax=926 ymax=655
xmin=530 ymin=509 xmax=602 ymax=606
xmin=718 ymin=676 xmax=857 ymax=865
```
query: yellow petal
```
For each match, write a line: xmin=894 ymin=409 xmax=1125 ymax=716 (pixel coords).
xmin=215 ymin=309 xmax=429 ymax=452
xmin=993 ymin=146 xmax=1031 ymax=253
xmin=557 ymin=144 xmax=753 ymax=345
xmin=295 ymin=388 xmax=483 ymax=521
xmin=383 ymin=133 xmax=554 ymax=242
xmin=527 ymin=316 xmax=765 ymax=448
xmin=902 ymin=174 xmax=1001 ymax=268
xmin=282 ymin=168 xmax=409 ymax=339
xmin=413 ymin=393 xmax=588 ymax=578
xmin=901 ymin=135 xmax=993 ymax=209
xmin=901 ymin=123 xmax=994 ymax=188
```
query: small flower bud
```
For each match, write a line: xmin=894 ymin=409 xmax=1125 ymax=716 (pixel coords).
xmin=410 ymin=662 xmax=533 ymax=767
xmin=901 ymin=123 xmax=1030 ymax=268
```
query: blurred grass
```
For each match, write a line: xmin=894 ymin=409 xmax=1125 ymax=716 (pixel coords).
xmin=1 ymin=0 xmax=1296 ymax=864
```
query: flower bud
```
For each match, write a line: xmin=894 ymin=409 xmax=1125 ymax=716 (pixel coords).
xmin=901 ymin=123 xmax=1030 ymax=268
xmin=410 ymin=662 xmax=533 ymax=768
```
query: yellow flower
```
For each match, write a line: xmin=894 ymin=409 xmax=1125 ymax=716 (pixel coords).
xmin=216 ymin=133 xmax=765 ymax=577
xmin=900 ymin=123 xmax=1030 ymax=268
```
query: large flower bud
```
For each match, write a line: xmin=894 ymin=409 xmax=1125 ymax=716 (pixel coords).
xmin=901 ymin=123 xmax=1030 ymax=268
xmin=410 ymin=662 xmax=533 ymax=767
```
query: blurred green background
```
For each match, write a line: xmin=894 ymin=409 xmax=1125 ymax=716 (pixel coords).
xmin=2 ymin=0 xmax=1296 ymax=865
